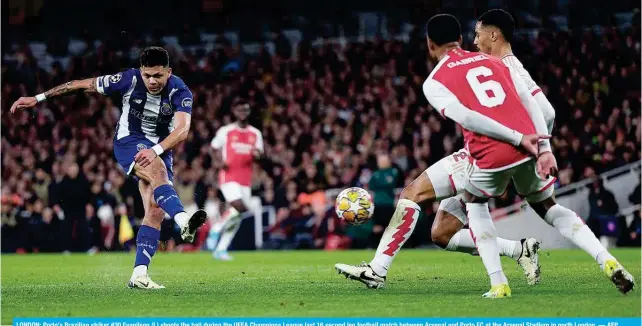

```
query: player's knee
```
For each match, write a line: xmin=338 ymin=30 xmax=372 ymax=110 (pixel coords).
xmin=399 ymin=184 xmax=421 ymax=203
xmin=430 ymin=226 xmax=451 ymax=249
xmin=144 ymin=206 xmax=165 ymax=228
xmin=149 ymin=160 xmax=169 ymax=187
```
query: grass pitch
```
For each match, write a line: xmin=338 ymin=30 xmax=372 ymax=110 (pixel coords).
xmin=1 ymin=249 xmax=640 ymax=322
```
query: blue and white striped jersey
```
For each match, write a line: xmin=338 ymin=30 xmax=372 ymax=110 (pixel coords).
xmin=95 ymin=68 xmax=193 ymax=144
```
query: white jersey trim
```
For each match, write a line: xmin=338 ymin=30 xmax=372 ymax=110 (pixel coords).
xmin=116 ymin=75 xmax=137 ymax=140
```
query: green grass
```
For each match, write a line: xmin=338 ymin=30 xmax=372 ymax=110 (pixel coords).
xmin=1 ymin=249 xmax=640 ymax=322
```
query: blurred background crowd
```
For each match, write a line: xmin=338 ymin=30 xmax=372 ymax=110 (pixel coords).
xmin=2 ymin=0 xmax=640 ymax=253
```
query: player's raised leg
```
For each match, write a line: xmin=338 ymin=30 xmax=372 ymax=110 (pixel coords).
xmin=133 ymin=158 xmax=207 ymax=243
xmin=208 ymin=183 xmax=250 ymax=259
xmin=335 ymin=172 xmax=432 ymax=288
xmin=515 ymin=157 xmax=635 ymax=294
xmin=335 ymin=147 xmax=471 ymax=288
xmin=210 ymin=194 xmax=247 ymax=261
xmin=128 ymin=180 xmax=166 ymax=289
xmin=432 ymin=197 xmax=541 ymax=285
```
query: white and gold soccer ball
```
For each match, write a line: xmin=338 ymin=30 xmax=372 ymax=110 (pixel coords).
xmin=334 ymin=187 xmax=375 ymax=225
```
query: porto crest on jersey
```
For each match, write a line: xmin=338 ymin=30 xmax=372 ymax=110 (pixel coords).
xmin=161 ymin=102 xmax=172 ymax=115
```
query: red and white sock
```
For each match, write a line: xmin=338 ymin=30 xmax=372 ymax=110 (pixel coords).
xmin=369 ymin=199 xmax=421 ymax=276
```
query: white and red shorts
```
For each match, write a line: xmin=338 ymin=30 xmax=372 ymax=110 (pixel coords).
xmin=220 ymin=182 xmax=253 ymax=208
xmin=425 ymin=148 xmax=470 ymax=200
xmin=431 ymin=152 xmax=556 ymax=226
xmin=438 ymin=195 xmax=468 ymax=225
xmin=466 ymin=158 xmax=556 ymax=203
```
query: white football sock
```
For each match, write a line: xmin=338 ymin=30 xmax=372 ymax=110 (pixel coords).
xmin=596 ymin=251 xmax=617 ymax=269
xmin=131 ymin=265 xmax=147 ymax=279
xmin=497 ymin=237 xmax=522 ymax=260
xmin=467 ymin=202 xmax=507 ymax=286
xmin=445 ymin=229 xmax=477 ymax=255
xmin=490 ymin=270 xmax=508 ymax=285
xmin=370 ymin=199 xmax=421 ymax=276
xmin=543 ymin=204 xmax=614 ymax=268
xmin=174 ymin=212 xmax=190 ymax=229
xmin=216 ymin=219 xmax=241 ymax=252
xmin=446 ymin=229 xmax=521 ymax=260
xmin=212 ymin=207 xmax=240 ymax=233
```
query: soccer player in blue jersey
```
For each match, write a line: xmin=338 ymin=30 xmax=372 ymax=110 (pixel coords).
xmin=10 ymin=47 xmax=208 ymax=289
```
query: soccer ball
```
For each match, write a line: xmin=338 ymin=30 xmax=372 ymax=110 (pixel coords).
xmin=335 ymin=187 xmax=375 ymax=225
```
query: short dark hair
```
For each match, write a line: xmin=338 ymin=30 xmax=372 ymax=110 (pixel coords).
xmin=233 ymin=98 xmax=250 ymax=109
xmin=426 ymin=14 xmax=461 ymax=46
xmin=140 ymin=46 xmax=169 ymax=68
xmin=478 ymin=9 xmax=515 ymax=42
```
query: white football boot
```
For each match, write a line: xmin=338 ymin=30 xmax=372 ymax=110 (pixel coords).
xmin=517 ymin=238 xmax=541 ymax=285
xmin=128 ymin=274 xmax=166 ymax=290
xmin=180 ymin=209 xmax=208 ymax=243
xmin=335 ymin=262 xmax=386 ymax=289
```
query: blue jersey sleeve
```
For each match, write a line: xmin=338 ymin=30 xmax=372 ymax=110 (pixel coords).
xmin=171 ymin=88 xmax=193 ymax=114
xmin=95 ymin=69 xmax=136 ymax=96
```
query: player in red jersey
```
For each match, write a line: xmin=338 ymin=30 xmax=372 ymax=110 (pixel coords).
xmin=208 ymin=99 xmax=264 ymax=260
xmin=422 ymin=14 xmax=550 ymax=298
xmin=334 ymin=14 xmax=547 ymax=290
xmin=431 ymin=9 xmax=634 ymax=294
xmin=423 ymin=14 xmax=634 ymax=297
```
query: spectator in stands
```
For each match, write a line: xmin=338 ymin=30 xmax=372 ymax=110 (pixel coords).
xmin=1 ymin=7 xmax=640 ymax=251
xmin=368 ymin=153 xmax=401 ymax=245
xmin=587 ymin=178 xmax=620 ymax=239
xmin=52 ymin=162 xmax=92 ymax=252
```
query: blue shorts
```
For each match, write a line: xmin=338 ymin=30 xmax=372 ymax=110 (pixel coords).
xmin=113 ymin=136 xmax=174 ymax=183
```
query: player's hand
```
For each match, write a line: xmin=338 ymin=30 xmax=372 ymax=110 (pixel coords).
xmin=520 ymin=134 xmax=551 ymax=157
xmin=10 ymin=97 xmax=38 ymax=114
xmin=134 ymin=149 xmax=158 ymax=168
xmin=536 ymin=152 xmax=558 ymax=180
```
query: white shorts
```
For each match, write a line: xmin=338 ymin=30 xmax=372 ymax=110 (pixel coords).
xmin=425 ymin=148 xmax=470 ymax=200
xmin=220 ymin=182 xmax=252 ymax=208
xmin=466 ymin=158 xmax=556 ymax=203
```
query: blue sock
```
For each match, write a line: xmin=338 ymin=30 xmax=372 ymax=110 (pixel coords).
xmin=134 ymin=225 xmax=160 ymax=267
xmin=153 ymin=184 xmax=185 ymax=218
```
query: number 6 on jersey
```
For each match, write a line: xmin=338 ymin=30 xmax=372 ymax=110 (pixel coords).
xmin=466 ymin=66 xmax=506 ymax=107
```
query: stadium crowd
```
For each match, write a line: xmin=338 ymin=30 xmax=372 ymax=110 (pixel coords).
xmin=2 ymin=12 xmax=641 ymax=253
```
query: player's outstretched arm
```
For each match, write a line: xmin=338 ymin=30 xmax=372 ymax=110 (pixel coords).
xmin=10 ymin=78 xmax=97 ymax=113
xmin=135 ymin=112 xmax=191 ymax=167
